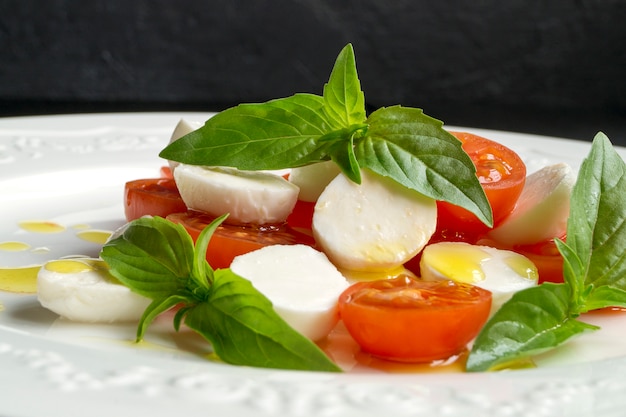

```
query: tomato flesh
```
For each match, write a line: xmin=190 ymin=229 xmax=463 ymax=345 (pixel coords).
xmin=338 ymin=276 xmax=492 ymax=363
xmin=436 ymin=131 xmax=527 ymax=239
xmin=124 ymin=178 xmax=188 ymax=222
xmin=167 ymin=211 xmax=316 ymax=269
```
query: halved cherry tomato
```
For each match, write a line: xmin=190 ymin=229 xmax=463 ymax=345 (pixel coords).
xmin=124 ymin=178 xmax=187 ymax=222
xmin=167 ymin=211 xmax=316 ymax=269
xmin=436 ymin=131 xmax=527 ymax=240
xmin=338 ymin=275 xmax=492 ymax=363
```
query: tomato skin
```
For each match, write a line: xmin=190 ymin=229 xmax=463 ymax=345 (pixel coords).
xmin=437 ymin=131 xmax=527 ymax=238
xmin=167 ymin=211 xmax=316 ymax=269
xmin=338 ymin=276 xmax=492 ymax=363
xmin=124 ymin=178 xmax=188 ymax=222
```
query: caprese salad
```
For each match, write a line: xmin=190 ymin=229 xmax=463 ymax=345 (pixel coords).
xmin=34 ymin=44 xmax=626 ymax=373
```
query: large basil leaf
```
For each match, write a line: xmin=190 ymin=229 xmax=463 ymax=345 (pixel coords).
xmin=466 ymin=283 xmax=598 ymax=372
xmin=567 ymin=133 xmax=626 ymax=291
xmin=101 ymin=216 xmax=195 ymax=299
xmin=159 ymin=94 xmax=335 ymax=169
xmin=183 ymin=269 xmax=341 ymax=372
xmin=359 ymin=106 xmax=493 ymax=226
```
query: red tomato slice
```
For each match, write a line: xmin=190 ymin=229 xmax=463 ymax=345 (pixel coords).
xmin=437 ymin=131 xmax=527 ymax=240
xmin=124 ymin=178 xmax=188 ymax=222
xmin=338 ymin=276 xmax=492 ymax=363
xmin=167 ymin=211 xmax=316 ymax=269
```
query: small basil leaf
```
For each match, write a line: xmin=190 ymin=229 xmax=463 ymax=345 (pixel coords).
xmin=183 ymin=269 xmax=341 ymax=372
xmin=173 ymin=305 xmax=193 ymax=331
xmin=359 ymin=106 xmax=492 ymax=226
xmin=466 ymin=283 xmax=599 ymax=372
xmin=136 ymin=295 xmax=190 ymax=341
xmin=101 ymin=217 xmax=194 ymax=299
xmin=329 ymin=131 xmax=362 ymax=184
xmin=159 ymin=94 xmax=335 ymax=169
xmin=583 ymin=286 xmax=626 ymax=311
xmin=192 ymin=213 xmax=229 ymax=288
xmin=554 ymin=238 xmax=586 ymax=308
xmin=323 ymin=43 xmax=366 ymax=128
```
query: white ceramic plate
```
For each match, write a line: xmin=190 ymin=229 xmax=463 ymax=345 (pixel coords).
xmin=1 ymin=113 xmax=626 ymax=417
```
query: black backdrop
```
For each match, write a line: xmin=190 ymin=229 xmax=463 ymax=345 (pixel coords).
xmin=2 ymin=0 xmax=625 ymax=144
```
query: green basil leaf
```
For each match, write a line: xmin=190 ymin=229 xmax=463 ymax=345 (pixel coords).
xmin=101 ymin=217 xmax=195 ymax=299
xmin=329 ymin=130 xmax=362 ymax=184
xmin=173 ymin=305 xmax=193 ymax=331
xmin=192 ymin=213 xmax=228 ymax=288
xmin=136 ymin=295 xmax=190 ymax=341
xmin=358 ymin=106 xmax=493 ymax=226
xmin=183 ymin=269 xmax=341 ymax=372
xmin=159 ymin=94 xmax=335 ymax=169
xmin=554 ymin=238 xmax=587 ymax=308
xmin=584 ymin=286 xmax=626 ymax=311
xmin=466 ymin=283 xmax=598 ymax=372
xmin=566 ymin=133 xmax=626 ymax=291
xmin=323 ymin=43 xmax=366 ymax=128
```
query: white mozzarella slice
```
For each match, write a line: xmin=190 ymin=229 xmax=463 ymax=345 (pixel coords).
xmin=230 ymin=244 xmax=349 ymax=341
xmin=167 ymin=118 xmax=202 ymax=171
xmin=37 ymin=258 xmax=150 ymax=323
xmin=420 ymin=241 xmax=538 ymax=315
xmin=174 ymin=164 xmax=300 ymax=225
xmin=488 ymin=163 xmax=575 ymax=246
xmin=288 ymin=161 xmax=341 ymax=202
xmin=312 ymin=169 xmax=437 ymax=271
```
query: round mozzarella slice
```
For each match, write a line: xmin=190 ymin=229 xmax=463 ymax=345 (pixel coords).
xmin=288 ymin=161 xmax=341 ymax=202
xmin=167 ymin=118 xmax=202 ymax=171
xmin=174 ymin=164 xmax=300 ymax=225
xmin=488 ymin=163 xmax=575 ymax=246
xmin=312 ymin=169 xmax=437 ymax=271
xmin=37 ymin=258 xmax=151 ymax=323
xmin=230 ymin=244 xmax=349 ymax=341
xmin=420 ymin=241 xmax=538 ymax=315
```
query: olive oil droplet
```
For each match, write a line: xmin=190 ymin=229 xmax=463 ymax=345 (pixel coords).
xmin=19 ymin=220 xmax=66 ymax=234
xmin=0 ymin=241 xmax=31 ymax=252
xmin=0 ymin=266 xmax=40 ymax=293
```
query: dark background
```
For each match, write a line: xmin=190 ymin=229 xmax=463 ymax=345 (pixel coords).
xmin=1 ymin=0 xmax=625 ymax=144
